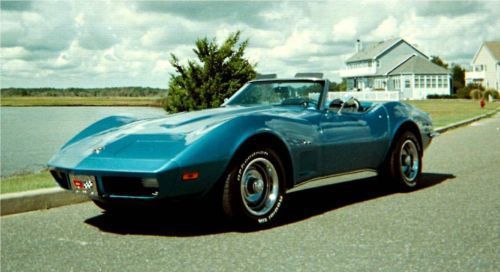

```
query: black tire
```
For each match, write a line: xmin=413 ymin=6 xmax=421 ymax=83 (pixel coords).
xmin=384 ymin=131 xmax=422 ymax=190
xmin=222 ymin=148 xmax=286 ymax=226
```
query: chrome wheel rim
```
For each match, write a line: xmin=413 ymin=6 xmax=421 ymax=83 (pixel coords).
xmin=240 ymin=158 xmax=279 ymax=216
xmin=400 ymin=140 xmax=419 ymax=184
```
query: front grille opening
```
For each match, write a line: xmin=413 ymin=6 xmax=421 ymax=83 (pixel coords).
xmin=102 ymin=176 xmax=158 ymax=197
xmin=50 ymin=170 xmax=69 ymax=189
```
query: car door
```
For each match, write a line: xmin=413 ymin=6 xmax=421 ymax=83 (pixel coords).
xmin=320 ymin=106 xmax=389 ymax=175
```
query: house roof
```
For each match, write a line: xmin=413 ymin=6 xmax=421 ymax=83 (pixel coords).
xmin=346 ymin=38 xmax=401 ymax=62
xmin=376 ymin=54 xmax=415 ymax=75
xmin=484 ymin=41 xmax=500 ymax=61
xmin=387 ymin=55 xmax=450 ymax=75
xmin=345 ymin=38 xmax=428 ymax=63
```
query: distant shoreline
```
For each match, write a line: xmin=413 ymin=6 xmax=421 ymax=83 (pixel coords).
xmin=1 ymin=96 xmax=163 ymax=107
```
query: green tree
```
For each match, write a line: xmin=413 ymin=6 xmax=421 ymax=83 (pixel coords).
xmin=451 ymin=64 xmax=465 ymax=94
xmin=164 ymin=31 xmax=256 ymax=113
xmin=328 ymin=79 xmax=347 ymax=92
xmin=430 ymin=55 xmax=449 ymax=69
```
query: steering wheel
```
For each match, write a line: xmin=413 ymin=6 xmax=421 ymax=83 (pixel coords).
xmin=346 ymin=97 xmax=361 ymax=111
xmin=329 ymin=96 xmax=362 ymax=113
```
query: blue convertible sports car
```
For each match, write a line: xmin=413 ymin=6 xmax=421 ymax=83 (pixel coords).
xmin=49 ymin=77 xmax=436 ymax=225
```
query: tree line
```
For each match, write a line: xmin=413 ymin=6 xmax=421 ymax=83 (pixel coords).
xmin=0 ymin=87 xmax=167 ymax=97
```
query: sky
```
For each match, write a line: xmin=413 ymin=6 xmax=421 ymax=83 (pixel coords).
xmin=1 ymin=0 xmax=499 ymax=88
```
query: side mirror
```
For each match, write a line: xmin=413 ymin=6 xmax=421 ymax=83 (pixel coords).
xmin=221 ymin=97 xmax=229 ymax=107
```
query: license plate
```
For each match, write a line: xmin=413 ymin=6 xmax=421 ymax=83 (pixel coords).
xmin=69 ymin=175 xmax=98 ymax=196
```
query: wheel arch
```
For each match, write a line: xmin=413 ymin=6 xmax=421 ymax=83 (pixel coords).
xmin=391 ymin=121 xmax=423 ymax=155
xmin=230 ymin=132 xmax=295 ymax=190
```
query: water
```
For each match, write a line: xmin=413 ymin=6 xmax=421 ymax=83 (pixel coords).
xmin=0 ymin=107 xmax=167 ymax=177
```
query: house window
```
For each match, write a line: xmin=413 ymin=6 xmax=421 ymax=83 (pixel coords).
xmin=405 ymin=79 xmax=411 ymax=88
xmin=426 ymin=76 xmax=431 ymax=88
xmin=475 ymin=65 xmax=486 ymax=72
xmin=415 ymin=75 xmax=425 ymax=88
xmin=393 ymin=78 xmax=400 ymax=89
xmin=431 ymin=76 xmax=436 ymax=88
xmin=438 ymin=76 xmax=443 ymax=88
xmin=374 ymin=78 xmax=385 ymax=89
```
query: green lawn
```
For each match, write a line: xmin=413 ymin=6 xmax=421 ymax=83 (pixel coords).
xmin=1 ymin=96 xmax=163 ymax=107
xmin=406 ymin=99 xmax=499 ymax=128
xmin=1 ymin=171 xmax=56 ymax=194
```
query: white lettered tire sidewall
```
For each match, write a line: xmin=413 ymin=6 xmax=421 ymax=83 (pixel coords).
xmin=224 ymin=148 xmax=286 ymax=225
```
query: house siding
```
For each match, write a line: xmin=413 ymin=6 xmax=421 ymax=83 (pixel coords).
xmin=472 ymin=45 xmax=499 ymax=90
xmin=377 ymin=41 xmax=427 ymax=74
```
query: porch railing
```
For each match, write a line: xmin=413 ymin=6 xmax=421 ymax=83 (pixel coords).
xmin=327 ymin=91 xmax=400 ymax=101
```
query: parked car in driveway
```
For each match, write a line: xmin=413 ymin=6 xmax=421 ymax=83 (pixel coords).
xmin=48 ymin=77 xmax=436 ymax=225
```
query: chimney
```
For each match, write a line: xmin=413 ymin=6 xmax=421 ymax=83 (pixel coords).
xmin=356 ymin=39 xmax=362 ymax=52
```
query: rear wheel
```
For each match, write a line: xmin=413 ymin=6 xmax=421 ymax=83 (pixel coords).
xmin=222 ymin=148 xmax=286 ymax=226
xmin=384 ymin=131 xmax=422 ymax=190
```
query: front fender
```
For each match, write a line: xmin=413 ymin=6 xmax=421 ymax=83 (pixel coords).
xmin=168 ymin=114 xmax=295 ymax=197
xmin=61 ymin=115 xmax=139 ymax=149
xmin=383 ymin=102 xmax=433 ymax=154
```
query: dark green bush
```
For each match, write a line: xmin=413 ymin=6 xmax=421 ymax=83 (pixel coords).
xmin=457 ymin=83 xmax=485 ymax=99
xmin=427 ymin=94 xmax=458 ymax=99
xmin=469 ymin=89 xmax=484 ymax=99
xmin=483 ymin=89 xmax=499 ymax=100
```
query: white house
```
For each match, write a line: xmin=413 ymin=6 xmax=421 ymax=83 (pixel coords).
xmin=465 ymin=41 xmax=500 ymax=91
xmin=339 ymin=38 xmax=451 ymax=100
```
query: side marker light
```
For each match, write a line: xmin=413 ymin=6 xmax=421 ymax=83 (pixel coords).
xmin=182 ymin=172 xmax=199 ymax=181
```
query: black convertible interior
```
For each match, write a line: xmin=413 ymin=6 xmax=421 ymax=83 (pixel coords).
xmin=328 ymin=97 xmax=366 ymax=113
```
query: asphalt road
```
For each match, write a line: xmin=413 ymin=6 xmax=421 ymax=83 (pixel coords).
xmin=2 ymin=114 xmax=499 ymax=272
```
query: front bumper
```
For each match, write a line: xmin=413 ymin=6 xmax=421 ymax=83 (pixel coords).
xmin=430 ymin=131 xmax=440 ymax=139
xmin=50 ymin=169 xmax=164 ymax=201
xmin=49 ymin=159 xmax=226 ymax=202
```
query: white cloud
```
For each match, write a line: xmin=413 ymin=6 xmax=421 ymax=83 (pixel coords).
xmin=1 ymin=0 xmax=499 ymax=87
xmin=0 ymin=47 xmax=30 ymax=60
xmin=332 ymin=17 xmax=359 ymax=42
xmin=370 ymin=16 xmax=399 ymax=40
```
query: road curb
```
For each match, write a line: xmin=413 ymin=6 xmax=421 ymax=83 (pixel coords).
xmin=435 ymin=109 xmax=499 ymax=134
xmin=0 ymin=187 xmax=89 ymax=216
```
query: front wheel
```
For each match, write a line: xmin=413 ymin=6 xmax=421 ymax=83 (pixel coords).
xmin=384 ymin=131 xmax=422 ymax=190
xmin=222 ymin=148 xmax=286 ymax=226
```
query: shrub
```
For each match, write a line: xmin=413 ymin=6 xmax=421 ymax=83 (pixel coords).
xmin=456 ymin=88 xmax=471 ymax=99
xmin=469 ymin=89 xmax=483 ymax=99
xmin=427 ymin=94 xmax=458 ymax=99
xmin=483 ymin=89 xmax=499 ymax=100
xmin=457 ymin=83 xmax=485 ymax=99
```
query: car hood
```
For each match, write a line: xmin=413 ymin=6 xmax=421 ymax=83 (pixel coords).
xmin=48 ymin=105 xmax=300 ymax=173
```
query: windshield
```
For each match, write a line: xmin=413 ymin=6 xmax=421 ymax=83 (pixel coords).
xmin=226 ymin=81 xmax=324 ymax=108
